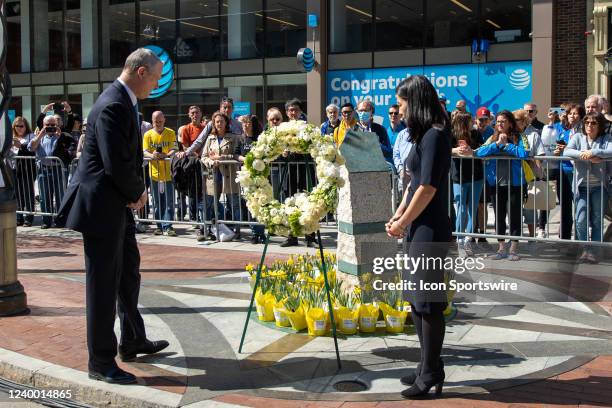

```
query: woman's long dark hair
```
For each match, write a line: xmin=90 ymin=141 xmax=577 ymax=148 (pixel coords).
xmin=395 ymin=75 xmax=448 ymax=144
xmin=451 ymin=111 xmax=478 ymax=148
xmin=583 ymin=112 xmax=607 ymax=139
xmin=250 ymin=115 xmax=263 ymax=139
xmin=491 ymin=110 xmax=520 ymax=145
xmin=210 ymin=111 xmax=230 ymax=135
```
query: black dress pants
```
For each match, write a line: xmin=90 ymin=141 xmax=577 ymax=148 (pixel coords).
xmin=492 ymin=185 xmax=522 ymax=241
xmin=83 ymin=210 xmax=146 ymax=372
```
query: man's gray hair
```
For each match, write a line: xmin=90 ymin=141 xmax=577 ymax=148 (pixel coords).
xmin=585 ymin=94 xmax=606 ymax=111
xmin=325 ymin=103 xmax=339 ymax=112
xmin=123 ymin=48 xmax=162 ymax=72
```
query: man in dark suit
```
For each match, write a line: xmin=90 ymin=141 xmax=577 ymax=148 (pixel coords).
xmin=58 ymin=48 xmax=168 ymax=385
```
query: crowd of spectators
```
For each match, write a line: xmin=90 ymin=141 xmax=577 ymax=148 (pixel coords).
xmin=7 ymin=90 xmax=612 ymax=259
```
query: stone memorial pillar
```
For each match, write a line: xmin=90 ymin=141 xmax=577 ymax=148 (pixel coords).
xmin=0 ymin=0 xmax=27 ymax=316
xmin=336 ymin=129 xmax=397 ymax=291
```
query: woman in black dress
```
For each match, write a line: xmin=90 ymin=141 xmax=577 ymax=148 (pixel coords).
xmin=387 ymin=75 xmax=451 ymax=399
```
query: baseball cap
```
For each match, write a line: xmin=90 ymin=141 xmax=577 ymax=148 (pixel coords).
xmin=476 ymin=107 xmax=491 ymax=118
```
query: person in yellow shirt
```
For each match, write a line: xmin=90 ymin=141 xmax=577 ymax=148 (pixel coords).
xmin=333 ymin=102 xmax=357 ymax=146
xmin=143 ymin=111 xmax=178 ymax=236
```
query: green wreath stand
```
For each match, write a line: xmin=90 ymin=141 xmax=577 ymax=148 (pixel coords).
xmin=238 ymin=230 xmax=342 ymax=371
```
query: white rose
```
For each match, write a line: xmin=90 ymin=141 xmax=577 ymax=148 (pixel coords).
xmin=252 ymin=159 xmax=266 ymax=172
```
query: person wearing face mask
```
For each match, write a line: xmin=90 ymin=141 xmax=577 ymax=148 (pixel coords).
xmin=355 ymin=100 xmax=393 ymax=166
xmin=320 ymin=104 xmax=340 ymax=136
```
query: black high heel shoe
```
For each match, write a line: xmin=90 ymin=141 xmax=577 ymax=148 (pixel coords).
xmin=401 ymin=368 xmax=445 ymax=399
xmin=400 ymin=363 xmax=421 ymax=386
xmin=400 ymin=359 xmax=442 ymax=386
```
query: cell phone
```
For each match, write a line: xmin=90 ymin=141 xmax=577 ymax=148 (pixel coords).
xmin=44 ymin=126 xmax=57 ymax=134
xmin=556 ymin=139 xmax=566 ymax=146
xmin=53 ymin=102 xmax=64 ymax=113
xmin=156 ymin=146 xmax=163 ymax=153
xmin=549 ymin=107 xmax=565 ymax=115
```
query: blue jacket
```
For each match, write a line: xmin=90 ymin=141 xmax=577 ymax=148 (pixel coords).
xmin=475 ymin=139 xmax=528 ymax=186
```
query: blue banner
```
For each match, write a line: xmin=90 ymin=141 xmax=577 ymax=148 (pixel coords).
xmin=233 ymin=101 xmax=251 ymax=119
xmin=327 ymin=61 xmax=532 ymax=128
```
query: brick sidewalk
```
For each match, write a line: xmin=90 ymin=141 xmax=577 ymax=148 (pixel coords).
xmin=1 ymin=235 xmax=611 ymax=407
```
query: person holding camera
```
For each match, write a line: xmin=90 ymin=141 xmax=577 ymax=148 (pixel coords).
xmin=28 ymin=115 xmax=76 ymax=228
xmin=36 ymin=101 xmax=75 ymax=134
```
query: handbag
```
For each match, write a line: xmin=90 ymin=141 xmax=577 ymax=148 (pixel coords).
xmin=217 ymin=223 xmax=236 ymax=242
xmin=524 ymin=180 xmax=556 ymax=211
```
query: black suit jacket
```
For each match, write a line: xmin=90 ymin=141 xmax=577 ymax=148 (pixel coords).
xmin=57 ymin=80 xmax=145 ymax=237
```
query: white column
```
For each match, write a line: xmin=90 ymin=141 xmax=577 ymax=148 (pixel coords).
xmin=81 ymin=0 xmax=98 ymax=68
xmin=227 ymin=0 xmax=257 ymax=59
xmin=20 ymin=0 xmax=30 ymax=71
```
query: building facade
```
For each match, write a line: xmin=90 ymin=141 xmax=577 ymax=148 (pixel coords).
xmin=5 ymin=0 xmax=588 ymax=129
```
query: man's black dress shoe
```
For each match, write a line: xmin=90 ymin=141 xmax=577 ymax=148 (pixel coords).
xmin=88 ymin=367 xmax=137 ymax=385
xmin=118 ymin=339 xmax=169 ymax=362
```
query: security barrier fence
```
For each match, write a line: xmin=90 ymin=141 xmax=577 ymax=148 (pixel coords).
xmin=5 ymin=155 xmax=611 ymax=246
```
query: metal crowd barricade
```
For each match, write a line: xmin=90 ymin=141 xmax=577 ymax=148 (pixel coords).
xmin=449 ymin=154 xmax=612 ymax=246
xmin=12 ymin=155 xmax=68 ymax=220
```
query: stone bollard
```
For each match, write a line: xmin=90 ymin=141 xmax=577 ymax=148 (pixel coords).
xmin=0 ymin=195 xmax=27 ymax=316
xmin=336 ymin=129 xmax=397 ymax=292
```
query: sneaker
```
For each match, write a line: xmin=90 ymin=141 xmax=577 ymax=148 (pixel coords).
xmin=41 ymin=224 xmax=50 ymax=230
xmin=196 ymin=230 xmax=206 ymax=242
xmin=16 ymin=220 xmax=24 ymax=227
xmin=207 ymin=231 xmax=217 ymax=241
xmin=154 ymin=228 xmax=163 ymax=236
xmin=306 ymin=238 xmax=318 ymax=248
xmin=250 ymin=235 xmax=260 ymax=244
xmin=464 ymin=240 xmax=475 ymax=257
xmin=166 ymin=228 xmax=177 ymax=237
xmin=23 ymin=221 xmax=32 ymax=227
xmin=233 ymin=232 xmax=242 ymax=241
xmin=135 ymin=223 xmax=147 ymax=233
xmin=536 ymin=228 xmax=547 ymax=239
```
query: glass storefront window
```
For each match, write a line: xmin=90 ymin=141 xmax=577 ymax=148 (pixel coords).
xmin=101 ymin=0 xmax=137 ymax=67
xmin=139 ymin=0 xmax=176 ymax=50
xmin=140 ymin=86 xmax=179 ymax=130
xmin=65 ymin=0 xmax=99 ymax=69
xmin=178 ymin=78 xmax=222 ymax=123
xmin=481 ymin=0 xmax=531 ymax=43
xmin=266 ymin=73 xmax=306 ymax=118
xmin=375 ymin=0 xmax=423 ymax=50
xmin=6 ymin=1 xmax=22 ymax=73
xmin=32 ymin=0 xmax=64 ymax=71
xmin=426 ymin=0 xmax=478 ymax=48
xmin=222 ymin=76 xmax=264 ymax=119
xmin=221 ymin=0 xmax=264 ymax=59
xmin=178 ymin=0 xmax=221 ymax=63
xmin=10 ymin=88 xmax=33 ymax=128
xmin=330 ymin=0 xmax=373 ymax=53
xmin=67 ymin=83 xmax=100 ymax=119
xmin=265 ymin=0 xmax=306 ymax=57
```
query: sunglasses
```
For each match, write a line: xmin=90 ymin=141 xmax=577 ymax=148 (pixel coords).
xmin=341 ymin=111 xmax=353 ymax=115
xmin=584 ymin=121 xmax=598 ymax=126
xmin=270 ymin=117 xmax=281 ymax=122
xmin=388 ymin=111 xmax=399 ymax=116
xmin=526 ymin=109 xmax=535 ymax=113
xmin=14 ymin=124 xmax=25 ymax=128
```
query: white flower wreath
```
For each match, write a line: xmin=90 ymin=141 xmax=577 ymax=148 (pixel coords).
xmin=236 ymin=120 xmax=346 ymax=236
